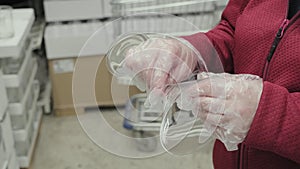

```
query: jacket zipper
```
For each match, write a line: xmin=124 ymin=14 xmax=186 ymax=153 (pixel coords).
xmin=262 ymin=19 xmax=289 ymax=80
xmin=239 ymin=144 xmax=245 ymax=169
xmin=240 ymin=19 xmax=289 ymax=168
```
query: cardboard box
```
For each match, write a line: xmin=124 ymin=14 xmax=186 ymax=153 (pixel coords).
xmin=48 ymin=56 xmax=141 ymax=114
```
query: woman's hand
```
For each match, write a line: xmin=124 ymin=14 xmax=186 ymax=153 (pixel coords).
xmin=123 ymin=37 xmax=199 ymax=92
xmin=177 ymin=72 xmax=263 ymax=151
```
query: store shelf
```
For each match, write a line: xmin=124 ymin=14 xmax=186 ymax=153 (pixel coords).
xmin=12 ymin=83 xmax=41 ymax=168
xmin=0 ymin=9 xmax=35 ymax=58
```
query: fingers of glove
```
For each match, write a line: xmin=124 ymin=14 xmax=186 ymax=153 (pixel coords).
xmin=145 ymin=68 xmax=170 ymax=91
xmin=180 ymin=77 xmax=227 ymax=99
xmin=196 ymin=72 xmax=253 ymax=99
xmin=200 ymin=97 xmax=226 ymax=115
xmin=127 ymin=48 xmax=172 ymax=90
xmin=193 ymin=97 xmax=237 ymax=129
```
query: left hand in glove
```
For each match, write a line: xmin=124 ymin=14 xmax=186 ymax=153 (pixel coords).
xmin=176 ymin=72 xmax=263 ymax=151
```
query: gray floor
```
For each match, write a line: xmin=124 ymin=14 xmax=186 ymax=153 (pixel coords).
xmin=31 ymin=108 xmax=214 ymax=169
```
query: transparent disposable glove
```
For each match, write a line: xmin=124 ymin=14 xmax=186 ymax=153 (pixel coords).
xmin=120 ymin=37 xmax=200 ymax=111
xmin=176 ymin=72 xmax=263 ymax=151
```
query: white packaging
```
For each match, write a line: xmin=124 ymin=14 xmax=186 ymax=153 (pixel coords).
xmin=216 ymin=0 xmax=229 ymax=7
xmin=204 ymin=1 xmax=215 ymax=11
xmin=44 ymin=21 xmax=113 ymax=59
xmin=44 ymin=0 xmax=103 ymax=22
xmin=102 ymin=0 xmax=113 ymax=17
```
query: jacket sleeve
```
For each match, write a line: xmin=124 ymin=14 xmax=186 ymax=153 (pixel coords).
xmin=245 ymin=82 xmax=300 ymax=163
xmin=181 ymin=0 xmax=250 ymax=73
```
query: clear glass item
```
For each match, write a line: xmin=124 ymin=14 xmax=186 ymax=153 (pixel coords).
xmin=0 ymin=5 xmax=14 ymax=39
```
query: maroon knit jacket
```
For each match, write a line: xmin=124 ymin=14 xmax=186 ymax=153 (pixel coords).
xmin=183 ymin=0 xmax=300 ymax=168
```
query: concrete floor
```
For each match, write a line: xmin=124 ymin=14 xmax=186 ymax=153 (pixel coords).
xmin=31 ymin=108 xmax=214 ymax=169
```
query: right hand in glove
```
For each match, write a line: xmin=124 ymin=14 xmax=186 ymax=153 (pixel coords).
xmin=122 ymin=37 xmax=199 ymax=93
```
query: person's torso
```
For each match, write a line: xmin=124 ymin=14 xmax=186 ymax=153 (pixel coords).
xmin=214 ymin=0 xmax=300 ymax=168
xmin=233 ymin=0 xmax=300 ymax=92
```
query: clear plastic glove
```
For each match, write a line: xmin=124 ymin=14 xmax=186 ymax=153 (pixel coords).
xmin=176 ymin=72 xmax=263 ymax=151
xmin=119 ymin=37 xmax=200 ymax=111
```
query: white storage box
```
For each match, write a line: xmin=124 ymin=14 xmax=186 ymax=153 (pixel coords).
xmin=0 ymin=38 xmax=31 ymax=75
xmin=44 ymin=21 xmax=114 ymax=59
xmin=44 ymin=0 xmax=103 ymax=22
xmin=102 ymin=0 xmax=113 ymax=17
xmin=112 ymin=0 xmax=216 ymax=16
xmin=0 ymin=9 xmax=35 ymax=58
xmin=5 ymin=44 xmax=35 ymax=103
xmin=3 ymin=44 xmax=35 ymax=90
xmin=216 ymin=0 xmax=229 ymax=7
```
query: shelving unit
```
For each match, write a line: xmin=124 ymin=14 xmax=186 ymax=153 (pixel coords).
xmin=0 ymin=8 xmax=46 ymax=169
xmin=0 ymin=72 xmax=19 ymax=169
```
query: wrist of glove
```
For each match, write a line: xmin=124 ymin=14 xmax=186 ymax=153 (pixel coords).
xmin=176 ymin=72 xmax=263 ymax=151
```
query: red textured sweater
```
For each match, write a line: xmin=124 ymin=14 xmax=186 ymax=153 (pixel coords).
xmin=183 ymin=0 xmax=300 ymax=168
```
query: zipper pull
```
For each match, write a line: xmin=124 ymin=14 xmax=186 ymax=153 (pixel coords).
xmin=267 ymin=19 xmax=290 ymax=62
xmin=263 ymin=19 xmax=290 ymax=79
xmin=277 ymin=19 xmax=289 ymax=38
